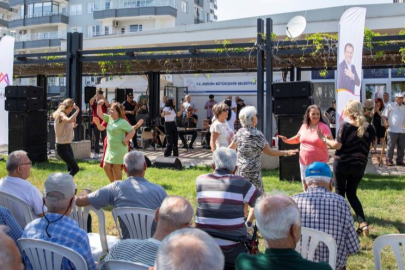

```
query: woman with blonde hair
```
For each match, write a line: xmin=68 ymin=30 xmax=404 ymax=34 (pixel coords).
xmin=318 ymin=100 xmax=375 ymax=236
xmin=97 ymin=101 xmax=135 ymax=181
xmin=53 ymin=98 xmax=80 ymax=176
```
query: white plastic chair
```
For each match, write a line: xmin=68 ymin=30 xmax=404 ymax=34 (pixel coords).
xmin=373 ymin=234 xmax=405 ymax=270
xmin=0 ymin=191 xmax=34 ymax=228
xmin=18 ymin=238 xmax=87 ymax=270
xmin=69 ymin=204 xmax=119 ymax=262
xmin=112 ymin=207 xmax=156 ymax=239
xmin=105 ymin=260 xmax=150 ymax=270
xmin=295 ymin=227 xmax=337 ymax=270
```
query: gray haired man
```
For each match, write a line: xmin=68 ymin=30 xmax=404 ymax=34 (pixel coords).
xmin=292 ymin=162 xmax=359 ymax=270
xmin=154 ymin=228 xmax=224 ymax=270
xmin=236 ymin=194 xmax=332 ymax=270
xmin=75 ymin=151 xmax=167 ymax=238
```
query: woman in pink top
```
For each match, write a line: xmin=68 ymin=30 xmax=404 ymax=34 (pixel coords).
xmin=279 ymin=105 xmax=332 ymax=189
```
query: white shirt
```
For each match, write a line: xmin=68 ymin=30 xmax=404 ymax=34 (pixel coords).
xmin=210 ymin=121 xmax=234 ymax=149
xmin=0 ymin=176 xmax=46 ymax=227
xmin=160 ymin=101 xmax=166 ymax=110
xmin=182 ymin=101 xmax=195 ymax=115
xmin=212 ymin=111 xmax=237 ymax=132
xmin=163 ymin=107 xmax=176 ymax=122
xmin=383 ymin=102 xmax=405 ymax=133
xmin=231 ymin=101 xmax=237 ymax=109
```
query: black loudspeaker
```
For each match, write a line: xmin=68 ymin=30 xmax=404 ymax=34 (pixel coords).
xmin=154 ymin=156 xmax=182 ymax=170
xmin=145 ymin=156 xmax=152 ymax=167
xmin=18 ymin=86 xmax=44 ymax=98
xmin=279 ymin=156 xmax=301 ymax=181
xmin=125 ymin=88 xmax=133 ymax=97
xmin=5 ymin=86 xmax=18 ymax=98
xmin=8 ymin=111 xmax=47 ymax=163
xmin=5 ymin=97 xmax=44 ymax=112
xmin=115 ymin=88 xmax=125 ymax=103
xmin=85 ymin=86 xmax=96 ymax=104
xmin=273 ymin=98 xmax=313 ymax=115
xmin=272 ymin=81 xmax=313 ymax=98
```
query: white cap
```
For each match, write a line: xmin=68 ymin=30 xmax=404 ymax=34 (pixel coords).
xmin=395 ymin=92 xmax=404 ymax=98
xmin=44 ymin=173 xmax=75 ymax=199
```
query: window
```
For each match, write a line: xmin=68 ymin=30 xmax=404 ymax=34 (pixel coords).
xmin=88 ymin=25 xmax=101 ymax=37
xmin=104 ymin=25 xmax=112 ymax=35
xmin=121 ymin=28 xmax=125 ymax=34
xmin=87 ymin=2 xmax=96 ymax=14
xmin=181 ymin=1 xmax=187 ymax=13
xmin=43 ymin=2 xmax=51 ymax=15
xmin=129 ymin=24 xmax=142 ymax=32
xmin=70 ymin=4 xmax=82 ymax=15
xmin=105 ymin=0 xmax=111 ymax=9
xmin=70 ymin=27 xmax=82 ymax=33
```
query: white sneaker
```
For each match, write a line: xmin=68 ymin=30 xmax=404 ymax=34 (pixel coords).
xmin=245 ymin=221 xmax=254 ymax=234
xmin=94 ymin=153 xmax=99 ymax=159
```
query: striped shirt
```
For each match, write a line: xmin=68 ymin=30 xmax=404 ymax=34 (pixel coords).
xmin=292 ymin=186 xmax=360 ymax=269
xmin=195 ymin=169 xmax=261 ymax=247
xmin=99 ymin=238 xmax=161 ymax=269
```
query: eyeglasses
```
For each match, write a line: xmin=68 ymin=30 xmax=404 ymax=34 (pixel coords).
xmin=19 ymin=161 xmax=32 ymax=167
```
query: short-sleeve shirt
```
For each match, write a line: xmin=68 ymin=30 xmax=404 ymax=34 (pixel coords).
xmin=298 ymin=122 xmax=331 ymax=165
xmin=122 ymin=100 xmax=136 ymax=125
xmin=382 ymin=102 xmax=405 ymax=133
xmin=233 ymin=127 xmax=268 ymax=192
xmin=0 ymin=176 xmax=46 ymax=228
xmin=210 ymin=121 xmax=234 ymax=149
xmin=0 ymin=206 xmax=23 ymax=243
xmin=91 ymin=101 xmax=107 ymax=121
xmin=88 ymin=176 xmax=167 ymax=210
xmin=205 ymin=100 xmax=218 ymax=118
xmin=163 ymin=107 xmax=176 ymax=122
xmin=103 ymin=115 xmax=133 ymax=164
xmin=335 ymin=122 xmax=375 ymax=167
xmin=182 ymin=101 xmax=196 ymax=116
xmin=180 ymin=114 xmax=198 ymax=128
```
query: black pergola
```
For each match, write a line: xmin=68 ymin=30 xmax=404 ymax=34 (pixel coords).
xmin=12 ymin=18 xmax=405 ymax=141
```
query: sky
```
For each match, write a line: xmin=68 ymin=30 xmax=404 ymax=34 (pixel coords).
xmin=216 ymin=0 xmax=392 ymax=21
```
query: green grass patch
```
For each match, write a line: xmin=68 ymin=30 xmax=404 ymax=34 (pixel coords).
xmin=0 ymin=157 xmax=404 ymax=269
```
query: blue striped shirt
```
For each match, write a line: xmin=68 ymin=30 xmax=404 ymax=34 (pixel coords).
xmin=22 ymin=213 xmax=97 ymax=270
xmin=0 ymin=206 xmax=23 ymax=243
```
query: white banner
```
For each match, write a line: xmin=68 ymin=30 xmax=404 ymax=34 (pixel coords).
xmin=0 ymin=36 xmax=15 ymax=145
xmin=336 ymin=7 xmax=366 ymax=131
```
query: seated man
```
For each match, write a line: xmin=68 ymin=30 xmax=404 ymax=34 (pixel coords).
xmin=0 ymin=229 xmax=24 ymax=270
xmin=22 ymin=173 xmax=97 ymax=270
xmin=195 ymin=148 xmax=261 ymax=269
xmin=0 ymin=150 xmax=45 ymax=227
xmin=236 ymin=194 xmax=332 ymax=270
xmin=0 ymin=206 xmax=22 ymax=244
xmin=178 ymin=107 xmax=198 ymax=149
xmin=154 ymin=228 xmax=224 ymax=270
xmin=75 ymin=151 xmax=167 ymax=238
xmin=292 ymin=162 xmax=359 ymax=269
xmin=99 ymin=196 xmax=193 ymax=269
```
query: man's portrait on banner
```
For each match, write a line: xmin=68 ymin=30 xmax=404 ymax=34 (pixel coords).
xmin=337 ymin=43 xmax=361 ymax=94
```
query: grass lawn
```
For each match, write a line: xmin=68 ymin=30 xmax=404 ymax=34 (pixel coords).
xmin=1 ymin=157 xmax=404 ymax=269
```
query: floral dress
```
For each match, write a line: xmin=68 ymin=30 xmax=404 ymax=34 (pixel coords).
xmin=233 ymin=127 xmax=267 ymax=192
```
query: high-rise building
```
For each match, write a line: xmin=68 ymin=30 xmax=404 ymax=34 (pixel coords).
xmin=6 ymin=0 xmax=218 ymax=53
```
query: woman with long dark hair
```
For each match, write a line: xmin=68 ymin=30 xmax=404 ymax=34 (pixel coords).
xmin=53 ymin=98 xmax=80 ymax=176
xmin=279 ymin=105 xmax=332 ymax=189
xmin=161 ymin=98 xmax=179 ymax=157
xmin=319 ymin=100 xmax=375 ymax=236
xmin=371 ymin=98 xmax=386 ymax=154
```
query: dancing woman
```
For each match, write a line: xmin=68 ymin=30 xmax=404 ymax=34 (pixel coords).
xmin=97 ymin=101 xmax=135 ymax=181
xmin=161 ymin=98 xmax=179 ymax=157
xmin=53 ymin=99 xmax=80 ymax=176
xmin=318 ymin=100 xmax=375 ymax=236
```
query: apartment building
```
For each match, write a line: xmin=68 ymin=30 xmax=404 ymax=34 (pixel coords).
xmin=5 ymin=0 xmax=217 ymax=53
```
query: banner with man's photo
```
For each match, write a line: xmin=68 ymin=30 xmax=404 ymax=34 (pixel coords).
xmin=336 ymin=7 xmax=366 ymax=132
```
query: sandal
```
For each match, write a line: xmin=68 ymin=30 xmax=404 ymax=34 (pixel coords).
xmin=357 ymin=223 xmax=370 ymax=237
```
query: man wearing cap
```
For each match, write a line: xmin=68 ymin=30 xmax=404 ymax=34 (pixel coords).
xmin=382 ymin=92 xmax=405 ymax=166
xmin=90 ymin=90 xmax=109 ymax=159
xmin=123 ymin=92 xmax=140 ymax=149
xmin=204 ymin=94 xmax=217 ymax=121
xmin=22 ymin=173 xmax=97 ymax=270
xmin=292 ymin=162 xmax=359 ymax=270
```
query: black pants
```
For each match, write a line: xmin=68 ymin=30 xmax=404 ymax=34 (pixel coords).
xmin=179 ymin=130 xmax=197 ymax=147
xmin=164 ymin=121 xmax=178 ymax=157
xmin=334 ymin=161 xmax=366 ymax=223
xmin=92 ymin=124 xmax=106 ymax=154
xmin=56 ymin=143 xmax=79 ymax=176
xmin=222 ymin=243 xmax=248 ymax=270
xmin=331 ymin=128 xmax=336 ymax=139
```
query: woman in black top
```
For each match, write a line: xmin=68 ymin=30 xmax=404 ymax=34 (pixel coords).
xmin=318 ymin=100 xmax=375 ymax=237
xmin=371 ymin=98 xmax=386 ymax=154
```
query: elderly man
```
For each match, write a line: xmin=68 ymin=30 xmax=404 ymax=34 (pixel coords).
xmin=99 ymin=196 xmax=193 ymax=269
xmin=382 ymin=92 xmax=405 ymax=166
xmin=75 ymin=151 xmax=167 ymax=238
xmin=22 ymin=173 xmax=97 ymax=270
xmin=182 ymin=94 xmax=198 ymax=116
xmin=383 ymin=92 xmax=390 ymax=107
xmin=0 ymin=229 xmax=24 ymax=270
xmin=154 ymin=228 xmax=224 ymax=270
xmin=292 ymin=162 xmax=359 ymax=270
xmin=0 ymin=207 xmax=22 ymax=244
xmin=236 ymin=194 xmax=332 ymax=270
xmin=0 ymin=150 xmax=45 ymax=227
xmin=195 ymin=147 xmax=261 ymax=269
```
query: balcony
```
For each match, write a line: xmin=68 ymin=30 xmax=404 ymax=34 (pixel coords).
xmin=0 ymin=13 xmax=7 ymax=27
xmin=93 ymin=0 xmax=177 ymax=20
xmin=9 ymin=12 xmax=68 ymax=29
xmin=0 ymin=0 xmax=10 ymax=10
xmin=194 ymin=0 xmax=203 ymax=7
xmin=14 ymin=30 xmax=66 ymax=50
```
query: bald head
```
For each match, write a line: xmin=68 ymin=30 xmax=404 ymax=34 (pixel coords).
xmin=0 ymin=230 xmax=24 ymax=270
xmin=255 ymin=194 xmax=301 ymax=241
xmin=157 ymin=196 xmax=194 ymax=230
xmin=155 ymin=228 xmax=224 ymax=270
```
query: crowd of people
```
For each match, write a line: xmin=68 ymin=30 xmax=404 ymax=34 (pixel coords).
xmin=1 ymin=90 xmax=403 ymax=270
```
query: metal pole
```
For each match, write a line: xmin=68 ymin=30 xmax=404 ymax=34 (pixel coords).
xmin=290 ymin=65 xmax=295 ymax=82
xmin=256 ymin=18 xmax=265 ymax=132
xmin=265 ymin=18 xmax=273 ymax=141
xmin=71 ymin=32 xmax=83 ymax=141
xmin=66 ymin=33 xmax=72 ymax=98
xmin=296 ymin=67 xmax=302 ymax=81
